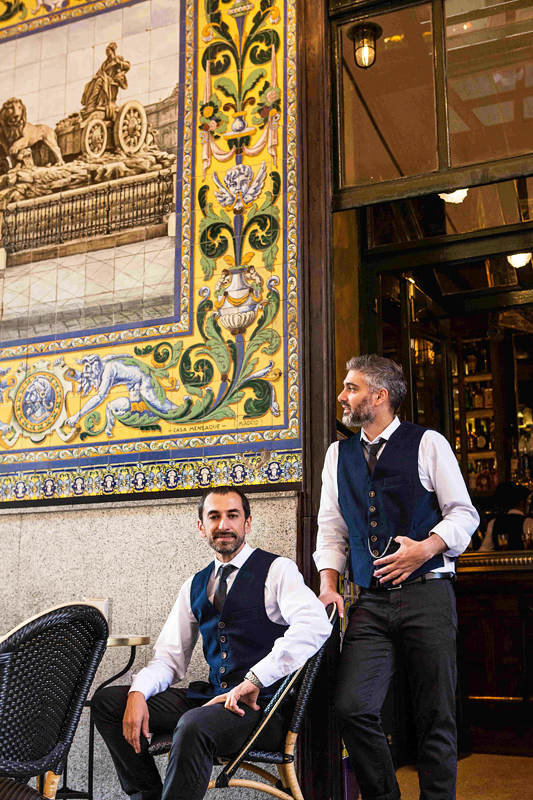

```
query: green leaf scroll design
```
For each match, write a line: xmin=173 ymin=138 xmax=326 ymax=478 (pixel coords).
xmin=199 ymin=201 xmax=235 ymax=280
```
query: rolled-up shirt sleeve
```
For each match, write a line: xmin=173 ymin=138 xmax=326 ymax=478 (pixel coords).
xmin=251 ymin=558 xmax=332 ymax=688
xmin=419 ymin=430 xmax=480 ymax=555
xmin=313 ymin=441 xmax=349 ymax=575
xmin=130 ymin=577 xmax=199 ymax=700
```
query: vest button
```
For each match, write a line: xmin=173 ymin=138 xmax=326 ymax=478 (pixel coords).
xmin=221 ymin=652 xmax=228 ymax=659
xmin=220 ymin=635 xmax=227 ymax=643
xmin=371 ymin=535 xmax=378 ymax=542
xmin=221 ymin=682 xmax=228 ymax=689
xmin=219 ymin=666 xmax=226 ymax=673
xmin=370 ymin=520 xmax=377 ymax=528
xmin=369 ymin=505 xmax=376 ymax=513
xmin=369 ymin=490 xmax=375 ymax=498
xmin=218 ymin=622 xmax=225 ymax=628
xmin=372 ymin=549 xmax=380 ymax=557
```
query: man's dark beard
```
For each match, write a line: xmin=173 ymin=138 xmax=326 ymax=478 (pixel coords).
xmin=342 ymin=402 xmax=375 ymax=429
xmin=210 ymin=530 xmax=244 ymax=555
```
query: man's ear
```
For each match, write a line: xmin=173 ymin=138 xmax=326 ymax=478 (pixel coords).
xmin=244 ymin=514 xmax=252 ymax=536
xmin=198 ymin=518 xmax=206 ymax=538
xmin=374 ymin=388 xmax=389 ymax=407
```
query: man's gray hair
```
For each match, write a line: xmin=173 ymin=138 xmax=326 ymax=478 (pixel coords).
xmin=346 ymin=354 xmax=407 ymax=412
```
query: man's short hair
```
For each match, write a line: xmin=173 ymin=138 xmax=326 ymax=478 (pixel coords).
xmin=198 ymin=486 xmax=251 ymax=521
xmin=346 ymin=354 xmax=407 ymax=413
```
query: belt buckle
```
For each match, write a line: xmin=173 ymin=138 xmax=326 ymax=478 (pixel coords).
xmin=388 ymin=583 xmax=402 ymax=591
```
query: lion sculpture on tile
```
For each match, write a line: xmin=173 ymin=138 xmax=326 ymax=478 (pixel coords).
xmin=0 ymin=97 xmax=64 ymax=171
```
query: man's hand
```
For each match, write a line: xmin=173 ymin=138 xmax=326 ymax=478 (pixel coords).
xmin=203 ymin=679 xmax=260 ymax=717
xmin=373 ymin=534 xmax=447 ymax=585
xmin=318 ymin=568 xmax=344 ymax=618
xmin=123 ymin=691 xmax=150 ymax=753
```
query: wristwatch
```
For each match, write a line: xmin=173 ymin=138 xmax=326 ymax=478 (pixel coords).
xmin=245 ymin=670 xmax=264 ymax=688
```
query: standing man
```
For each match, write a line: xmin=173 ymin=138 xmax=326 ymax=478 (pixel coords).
xmin=314 ymin=355 xmax=479 ymax=800
xmin=93 ymin=486 xmax=331 ymax=800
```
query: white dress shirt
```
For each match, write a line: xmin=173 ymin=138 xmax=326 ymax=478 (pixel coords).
xmin=131 ymin=542 xmax=332 ymax=700
xmin=314 ymin=417 xmax=480 ymax=577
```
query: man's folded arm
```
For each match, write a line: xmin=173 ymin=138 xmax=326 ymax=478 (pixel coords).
xmin=250 ymin=557 xmax=333 ymax=688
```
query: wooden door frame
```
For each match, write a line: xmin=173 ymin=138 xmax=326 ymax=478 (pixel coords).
xmin=297 ymin=0 xmax=341 ymax=799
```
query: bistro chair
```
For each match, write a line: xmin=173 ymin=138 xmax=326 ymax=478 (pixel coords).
xmin=0 ymin=603 xmax=108 ymax=800
xmin=148 ymin=606 xmax=337 ymax=800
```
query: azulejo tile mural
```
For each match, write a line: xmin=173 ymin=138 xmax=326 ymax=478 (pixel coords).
xmin=0 ymin=0 xmax=300 ymax=500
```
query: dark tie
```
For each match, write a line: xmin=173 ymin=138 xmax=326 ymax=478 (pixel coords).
xmin=363 ymin=438 xmax=383 ymax=475
xmin=213 ymin=565 xmax=236 ymax=613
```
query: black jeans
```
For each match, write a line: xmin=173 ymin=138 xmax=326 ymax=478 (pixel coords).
xmin=91 ymin=686 xmax=285 ymax=800
xmin=334 ymin=580 xmax=458 ymax=800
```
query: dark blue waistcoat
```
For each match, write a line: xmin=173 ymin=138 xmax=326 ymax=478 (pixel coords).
xmin=188 ymin=548 xmax=288 ymax=700
xmin=338 ymin=421 xmax=446 ymax=589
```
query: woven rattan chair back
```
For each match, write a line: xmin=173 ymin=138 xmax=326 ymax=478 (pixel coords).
xmin=148 ymin=605 xmax=337 ymax=800
xmin=0 ymin=603 xmax=108 ymax=800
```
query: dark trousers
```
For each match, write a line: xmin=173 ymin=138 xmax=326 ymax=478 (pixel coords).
xmin=91 ymin=686 xmax=285 ymax=800
xmin=334 ymin=580 xmax=458 ymax=800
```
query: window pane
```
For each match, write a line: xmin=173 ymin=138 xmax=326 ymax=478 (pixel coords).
xmin=368 ymin=176 xmax=533 ymax=247
xmin=340 ymin=4 xmax=437 ymax=187
xmin=446 ymin=0 xmax=533 ymax=166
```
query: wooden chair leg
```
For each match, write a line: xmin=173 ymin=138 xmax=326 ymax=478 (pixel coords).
xmin=284 ymin=762 xmax=304 ymax=800
xmin=277 ymin=764 xmax=290 ymax=788
xmin=43 ymin=772 xmax=61 ymax=800
xmin=208 ymin=778 xmax=292 ymax=800
xmin=241 ymin=763 xmax=279 ymax=785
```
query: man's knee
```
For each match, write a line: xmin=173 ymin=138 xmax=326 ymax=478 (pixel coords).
xmin=334 ymin=689 xmax=375 ymax=728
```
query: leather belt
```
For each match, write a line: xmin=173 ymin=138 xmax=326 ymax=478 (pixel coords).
xmin=366 ymin=572 xmax=456 ymax=591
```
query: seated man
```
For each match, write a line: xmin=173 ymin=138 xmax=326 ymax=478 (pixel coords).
xmin=92 ymin=486 xmax=332 ymax=800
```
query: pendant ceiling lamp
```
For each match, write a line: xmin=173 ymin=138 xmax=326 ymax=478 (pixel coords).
xmin=347 ymin=21 xmax=383 ymax=69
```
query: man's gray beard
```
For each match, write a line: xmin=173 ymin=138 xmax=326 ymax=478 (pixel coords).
xmin=342 ymin=408 xmax=376 ymax=428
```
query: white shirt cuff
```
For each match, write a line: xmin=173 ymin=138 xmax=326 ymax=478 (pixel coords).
xmin=313 ymin=550 xmax=347 ymax=575
xmin=129 ymin=670 xmax=158 ymax=700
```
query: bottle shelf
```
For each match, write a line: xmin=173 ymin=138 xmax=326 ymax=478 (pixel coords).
xmin=453 ymin=372 xmax=492 ymax=384
xmin=468 ymin=450 xmax=496 ymax=459
xmin=457 ymin=409 xmax=494 ymax=419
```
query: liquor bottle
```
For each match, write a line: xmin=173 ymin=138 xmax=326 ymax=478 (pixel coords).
xmin=489 ymin=459 xmax=498 ymax=490
xmin=468 ymin=461 xmax=476 ymax=490
xmin=476 ymin=461 xmax=490 ymax=491
xmin=473 ymin=383 xmax=484 ymax=409
xmin=483 ymin=386 xmax=493 ymax=408
xmin=467 ymin=423 xmax=476 ymax=452
xmin=519 ymin=432 xmax=528 ymax=456
xmin=455 ymin=433 xmax=461 ymax=453
xmin=476 ymin=419 xmax=488 ymax=450
xmin=465 ymin=385 xmax=473 ymax=411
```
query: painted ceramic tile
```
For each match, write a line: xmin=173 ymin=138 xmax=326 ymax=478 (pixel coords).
xmin=0 ymin=0 xmax=300 ymax=501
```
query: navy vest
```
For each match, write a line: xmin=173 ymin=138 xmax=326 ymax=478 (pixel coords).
xmin=338 ymin=421 xmax=445 ymax=588
xmin=188 ymin=548 xmax=288 ymax=700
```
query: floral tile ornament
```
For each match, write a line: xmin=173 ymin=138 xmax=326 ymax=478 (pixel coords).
xmin=0 ymin=0 xmax=300 ymax=500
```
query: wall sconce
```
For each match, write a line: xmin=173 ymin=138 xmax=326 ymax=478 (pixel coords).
xmin=507 ymin=253 xmax=532 ymax=268
xmin=347 ymin=22 xmax=383 ymax=69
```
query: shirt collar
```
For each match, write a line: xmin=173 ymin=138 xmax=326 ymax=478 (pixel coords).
xmin=361 ymin=416 xmax=401 ymax=445
xmin=212 ymin=540 xmax=255 ymax=577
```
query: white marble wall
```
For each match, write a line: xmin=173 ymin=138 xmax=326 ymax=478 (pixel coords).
xmin=0 ymin=492 xmax=298 ymax=800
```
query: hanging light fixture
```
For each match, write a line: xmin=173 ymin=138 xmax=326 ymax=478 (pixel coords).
xmin=438 ymin=188 xmax=469 ymax=204
xmin=507 ymin=253 xmax=532 ymax=268
xmin=347 ymin=21 xmax=383 ymax=69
